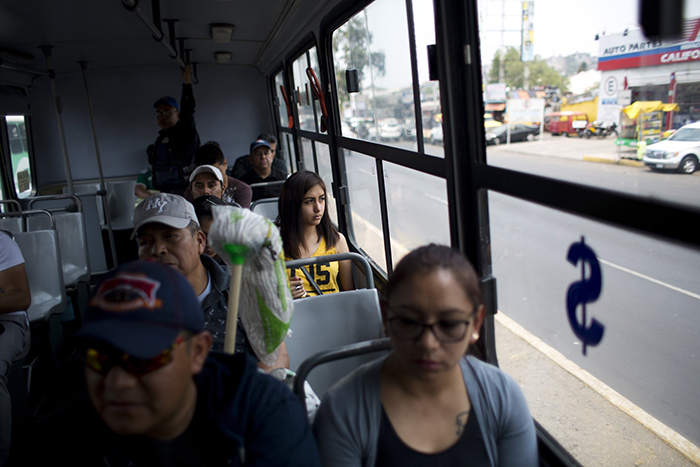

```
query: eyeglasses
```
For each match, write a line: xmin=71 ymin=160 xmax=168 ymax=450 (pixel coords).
xmin=387 ymin=315 xmax=473 ymax=343
xmin=85 ymin=335 xmax=187 ymax=377
xmin=155 ymin=110 xmax=175 ymax=118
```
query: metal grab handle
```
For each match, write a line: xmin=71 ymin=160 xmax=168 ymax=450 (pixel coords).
xmin=27 ymin=194 xmax=83 ymax=212
xmin=248 ymin=180 xmax=287 ymax=190
xmin=292 ymin=338 xmax=391 ymax=404
xmin=0 ymin=209 xmax=56 ymax=231
xmin=286 ymin=252 xmax=374 ymax=290
xmin=0 ymin=200 xmax=22 ymax=212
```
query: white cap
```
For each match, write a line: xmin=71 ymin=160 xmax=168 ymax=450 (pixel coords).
xmin=131 ymin=193 xmax=198 ymax=240
xmin=189 ymin=165 xmax=224 ymax=183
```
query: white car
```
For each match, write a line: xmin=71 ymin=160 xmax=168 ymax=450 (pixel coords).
xmin=643 ymin=122 xmax=700 ymax=174
xmin=430 ymin=124 xmax=443 ymax=144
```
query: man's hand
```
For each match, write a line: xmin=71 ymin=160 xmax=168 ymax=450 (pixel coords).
xmin=182 ymin=64 xmax=192 ymax=84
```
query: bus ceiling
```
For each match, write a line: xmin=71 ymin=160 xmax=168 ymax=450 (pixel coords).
xmin=0 ymin=0 xmax=346 ymax=82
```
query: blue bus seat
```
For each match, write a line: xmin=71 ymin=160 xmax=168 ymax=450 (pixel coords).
xmin=105 ymin=180 xmax=136 ymax=230
xmin=14 ymin=229 xmax=67 ymax=324
xmin=285 ymin=288 xmax=384 ymax=398
xmin=292 ymin=338 xmax=391 ymax=404
xmin=27 ymin=195 xmax=91 ymax=287
xmin=250 ymin=197 xmax=279 ymax=220
xmin=0 ymin=218 xmax=22 ymax=236
xmin=63 ymin=183 xmax=109 ymax=274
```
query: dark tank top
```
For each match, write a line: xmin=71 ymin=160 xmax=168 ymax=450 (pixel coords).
xmin=375 ymin=405 xmax=490 ymax=466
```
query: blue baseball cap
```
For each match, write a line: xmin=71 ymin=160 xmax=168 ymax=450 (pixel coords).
xmin=76 ymin=261 xmax=204 ymax=359
xmin=153 ymin=96 xmax=179 ymax=111
xmin=250 ymin=139 xmax=272 ymax=153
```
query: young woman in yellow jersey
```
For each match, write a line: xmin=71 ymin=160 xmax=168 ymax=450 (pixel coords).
xmin=277 ymin=170 xmax=353 ymax=299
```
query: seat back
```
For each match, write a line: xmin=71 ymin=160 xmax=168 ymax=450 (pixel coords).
xmin=105 ymin=180 xmax=136 ymax=230
xmin=14 ymin=230 xmax=67 ymax=323
xmin=250 ymin=197 xmax=279 ymax=220
xmin=0 ymin=217 xmax=22 ymax=235
xmin=27 ymin=195 xmax=91 ymax=286
xmin=286 ymin=288 xmax=384 ymax=398
xmin=27 ymin=213 xmax=90 ymax=287
xmin=63 ymin=184 xmax=109 ymax=273
xmin=286 ymin=252 xmax=375 ymax=291
xmin=293 ymin=338 xmax=391 ymax=403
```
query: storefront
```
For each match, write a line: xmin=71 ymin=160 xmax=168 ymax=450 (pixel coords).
xmin=596 ymin=21 xmax=700 ymax=129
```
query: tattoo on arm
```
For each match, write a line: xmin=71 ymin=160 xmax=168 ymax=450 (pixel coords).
xmin=455 ymin=410 xmax=470 ymax=436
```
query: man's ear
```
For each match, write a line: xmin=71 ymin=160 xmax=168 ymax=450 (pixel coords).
xmin=195 ymin=230 xmax=206 ymax=255
xmin=188 ymin=331 xmax=212 ymax=374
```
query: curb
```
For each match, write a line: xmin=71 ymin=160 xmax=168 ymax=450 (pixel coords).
xmin=583 ymin=156 xmax=644 ymax=167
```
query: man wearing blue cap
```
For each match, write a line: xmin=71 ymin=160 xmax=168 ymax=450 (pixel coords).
xmin=35 ymin=261 xmax=321 ymax=466
xmin=239 ymin=139 xmax=287 ymax=201
xmin=148 ymin=65 xmax=201 ymax=196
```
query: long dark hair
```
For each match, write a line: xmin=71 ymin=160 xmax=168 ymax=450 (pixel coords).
xmin=383 ymin=244 xmax=483 ymax=311
xmin=277 ymin=170 xmax=339 ymax=259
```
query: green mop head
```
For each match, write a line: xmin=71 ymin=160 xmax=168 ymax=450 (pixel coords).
xmin=208 ymin=206 xmax=293 ymax=366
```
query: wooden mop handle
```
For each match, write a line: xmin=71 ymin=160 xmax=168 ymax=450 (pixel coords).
xmin=224 ymin=263 xmax=244 ymax=354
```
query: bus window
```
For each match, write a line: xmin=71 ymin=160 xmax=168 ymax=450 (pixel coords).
xmin=315 ymin=142 xmax=338 ymax=225
xmin=300 ymin=137 xmax=316 ymax=172
xmin=292 ymin=49 xmax=320 ymax=133
xmin=332 ymin=0 xmax=416 ymax=151
xmin=412 ymin=0 xmax=443 ymax=158
xmin=344 ymin=150 xmax=387 ymax=272
xmin=384 ymin=161 xmax=450 ymax=266
xmin=488 ymin=191 xmax=700 ymax=465
xmin=4 ymin=115 xmax=33 ymax=199
xmin=278 ymin=131 xmax=296 ymax=174
xmin=274 ymin=70 xmax=291 ymax=129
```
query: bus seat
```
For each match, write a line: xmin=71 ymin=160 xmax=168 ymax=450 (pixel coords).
xmin=63 ymin=184 xmax=109 ymax=274
xmin=0 ymin=218 xmax=22 ymax=235
xmin=292 ymin=338 xmax=391 ymax=404
xmin=285 ymin=288 xmax=384 ymax=398
xmin=105 ymin=180 xmax=136 ymax=230
xmin=14 ymin=230 xmax=66 ymax=323
xmin=27 ymin=196 xmax=91 ymax=287
xmin=250 ymin=197 xmax=279 ymax=220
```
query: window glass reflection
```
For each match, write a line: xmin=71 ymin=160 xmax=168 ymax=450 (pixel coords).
xmin=315 ymin=143 xmax=337 ymax=225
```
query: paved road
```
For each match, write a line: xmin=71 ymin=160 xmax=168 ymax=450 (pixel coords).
xmin=345 ymin=137 xmax=700 ymax=446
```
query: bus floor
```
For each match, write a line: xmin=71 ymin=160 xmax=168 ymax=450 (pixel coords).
xmin=494 ymin=313 xmax=698 ymax=467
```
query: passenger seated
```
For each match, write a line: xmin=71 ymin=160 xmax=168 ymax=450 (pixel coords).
xmin=192 ymin=195 xmax=226 ymax=265
xmin=277 ymin=170 xmax=353 ymax=299
xmin=133 ymin=193 xmax=289 ymax=370
xmin=183 ymin=142 xmax=252 ymax=208
xmin=0 ymin=231 xmax=31 ymax=466
xmin=239 ymin=139 xmax=287 ymax=201
xmin=187 ymin=165 xmax=234 ymax=205
xmin=34 ymin=261 xmax=321 ymax=466
xmin=231 ymin=133 xmax=287 ymax=180
xmin=313 ymin=244 xmax=538 ymax=467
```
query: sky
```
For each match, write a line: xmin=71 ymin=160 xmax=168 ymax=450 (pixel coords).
xmin=349 ymin=0 xmax=700 ymax=89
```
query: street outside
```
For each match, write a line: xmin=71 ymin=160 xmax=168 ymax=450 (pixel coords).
xmin=344 ymin=132 xmax=700 ymax=465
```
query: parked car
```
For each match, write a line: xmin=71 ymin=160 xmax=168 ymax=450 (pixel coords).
xmin=430 ymin=124 xmax=444 ymax=144
xmin=485 ymin=124 xmax=539 ymax=145
xmin=643 ymin=121 xmax=700 ymax=174
xmin=367 ymin=118 xmax=403 ymax=141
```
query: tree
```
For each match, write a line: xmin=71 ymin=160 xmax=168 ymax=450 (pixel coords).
xmin=488 ymin=47 xmax=568 ymax=91
xmin=333 ymin=16 xmax=386 ymax=107
xmin=577 ymin=62 xmax=588 ymax=73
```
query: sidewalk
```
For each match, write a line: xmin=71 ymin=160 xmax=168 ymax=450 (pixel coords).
xmin=489 ymin=133 xmax=644 ymax=167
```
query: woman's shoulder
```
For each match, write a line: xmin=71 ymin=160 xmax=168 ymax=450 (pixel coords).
xmin=462 ymin=356 xmax=529 ymax=412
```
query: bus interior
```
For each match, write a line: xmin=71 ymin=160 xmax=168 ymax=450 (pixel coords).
xmin=1 ymin=0 xmax=699 ymax=465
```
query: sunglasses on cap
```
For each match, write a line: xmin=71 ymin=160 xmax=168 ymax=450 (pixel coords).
xmin=85 ymin=334 xmax=189 ymax=377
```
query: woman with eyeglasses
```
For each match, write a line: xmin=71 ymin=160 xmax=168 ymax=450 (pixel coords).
xmin=277 ymin=170 xmax=353 ymax=299
xmin=313 ymin=244 xmax=537 ymax=467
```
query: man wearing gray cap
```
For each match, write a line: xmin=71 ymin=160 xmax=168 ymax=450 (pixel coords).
xmin=132 ymin=193 xmax=254 ymax=357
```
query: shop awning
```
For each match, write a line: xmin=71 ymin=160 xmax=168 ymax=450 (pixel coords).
xmin=485 ymin=103 xmax=506 ymax=111
xmin=623 ymin=101 xmax=680 ymax=119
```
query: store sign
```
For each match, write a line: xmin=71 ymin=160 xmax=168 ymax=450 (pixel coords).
xmin=507 ymin=98 xmax=545 ymax=123
xmin=618 ymin=90 xmax=632 ymax=106
xmin=597 ymin=20 xmax=700 ymax=71
xmin=485 ymin=83 xmax=507 ymax=103
xmin=521 ymin=1 xmax=534 ymax=62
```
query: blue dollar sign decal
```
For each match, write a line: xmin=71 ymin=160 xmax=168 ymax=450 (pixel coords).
xmin=566 ymin=236 xmax=604 ymax=356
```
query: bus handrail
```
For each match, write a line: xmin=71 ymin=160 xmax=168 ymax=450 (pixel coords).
xmin=248 ymin=180 xmax=287 ymax=189
xmin=0 ymin=200 xmax=22 ymax=212
xmin=286 ymin=252 xmax=374 ymax=290
xmin=27 ymin=194 xmax=83 ymax=212
xmin=292 ymin=338 xmax=391 ymax=405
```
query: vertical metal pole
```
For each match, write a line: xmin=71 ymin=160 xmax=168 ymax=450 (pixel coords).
xmin=78 ymin=61 xmax=118 ymax=269
xmin=40 ymin=45 xmax=74 ymax=195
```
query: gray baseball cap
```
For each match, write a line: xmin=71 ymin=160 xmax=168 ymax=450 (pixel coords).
xmin=131 ymin=193 xmax=199 ymax=240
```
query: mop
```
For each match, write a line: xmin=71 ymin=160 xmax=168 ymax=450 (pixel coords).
xmin=207 ymin=205 xmax=293 ymax=366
